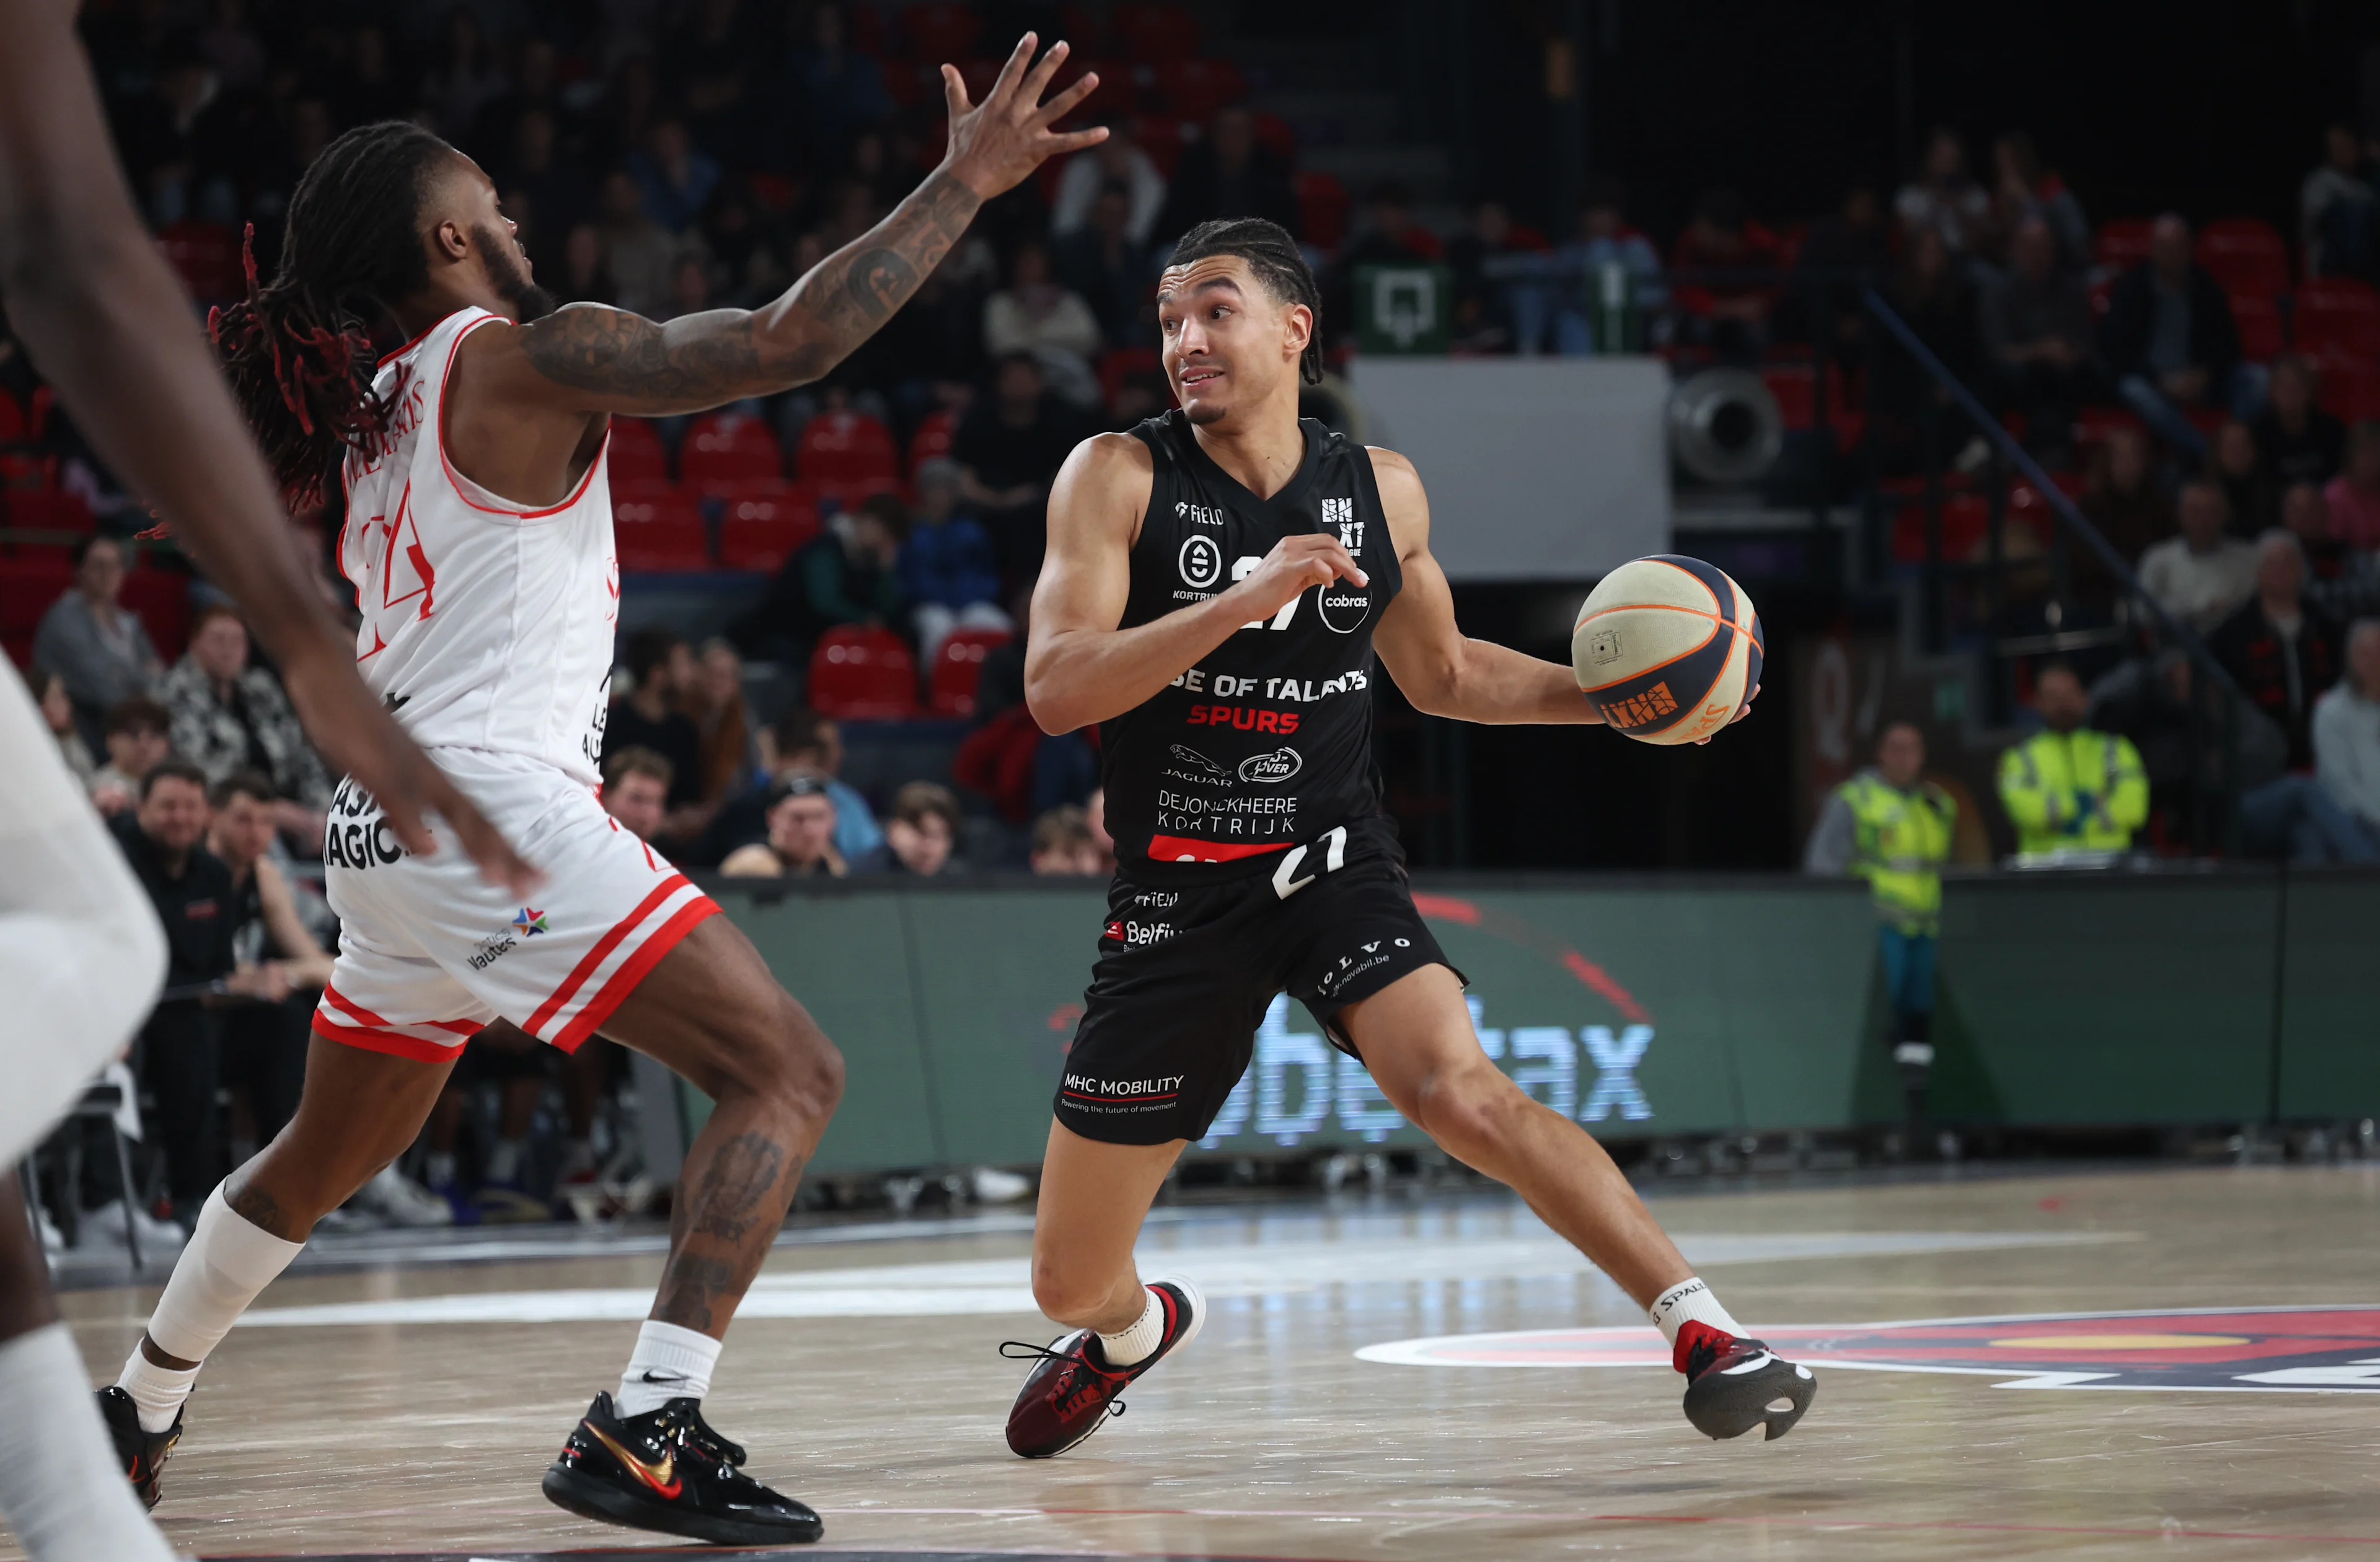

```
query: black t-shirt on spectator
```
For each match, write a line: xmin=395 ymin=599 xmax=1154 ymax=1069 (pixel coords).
xmin=110 ymin=813 xmax=237 ymax=990
xmin=2251 ymin=408 xmax=2346 ymax=488
xmin=602 ymin=700 xmax=705 ymax=807
xmin=2208 ymin=599 xmax=2343 ymax=770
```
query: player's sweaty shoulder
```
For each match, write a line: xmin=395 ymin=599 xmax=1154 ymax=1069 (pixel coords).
xmin=1052 ymin=430 xmax=1155 ymax=549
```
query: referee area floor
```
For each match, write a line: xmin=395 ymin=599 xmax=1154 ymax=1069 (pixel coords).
xmin=33 ymin=1164 xmax=2380 ymax=1560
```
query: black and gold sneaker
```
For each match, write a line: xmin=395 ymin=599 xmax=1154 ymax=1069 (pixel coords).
xmin=542 ymin=1390 xmax=822 ymax=1545
xmin=97 ymin=1386 xmax=182 ymax=1509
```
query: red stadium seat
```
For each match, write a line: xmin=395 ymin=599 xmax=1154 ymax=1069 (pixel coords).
xmin=156 ymin=221 xmax=244 ymax=302
xmin=1150 ymin=58 xmax=1246 ymax=122
xmin=1296 ymin=172 xmax=1351 ymax=252
xmin=25 ymin=386 xmax=51 ymax=443
xmin=1099 ymin=347 xmax=1163 ymax=408
xmin=2074 ymin=405 xmax=2144 ymax=450
xmin=1127 ymin=114 xmax=1186 ymax=178
xmin=2229 ymin=293 xmax=2284 ymax=361
xmin=0 ymin=454 xmax=56 ymax=493
xmin=2294 ymin=276 xmax=2380 ymax=361
xmin=2197 ymin=218 xmax=2290 ymax=299
xmin=121 ymin=564 xmax=190 ymax=660
xmin=1253 ymin=112 xmax=1297 ymax=162
xmin=808 ymin=625 xmax=919 ymax=720
xmin=928 ymin=626 xmax=1013 ymax=717
xmin=1113 ymin=2 xmax=1201 ymax=63
xmin=0 ymin=393 xmax=22 ymax=445
xmin=614 ymin=490 xmax=710 ymax=571
xmin=1760 ymin=364 xmax=1815 ymax=429
xmin=1890 ymin=494 xmax=2044 ymax=566
xmin=606 ymin=418 xmax=670 ymax=486
xmin=899 ymin=2 xmax=981 ymax=61
xmin=906 ymin=408 xmax=957 ymax=479
xmin=796 ymin=410 xmax=899 ymax=489
xmin=0 ymin=557 xmax=73 ymax=641
xmin=2317 ymin=356 xmax=2380 ymax=423
xmin=4 ymin=490 xmax=94 ymax=535
xmin=716 ymin=487 xmax=820 ymax=572
xmin=679 ymin=411 xmax=783 ymax=496
xmin=2095 ymin=218 xmax=2155 ymax=272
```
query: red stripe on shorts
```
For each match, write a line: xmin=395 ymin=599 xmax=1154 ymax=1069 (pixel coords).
xmin=548 ymin=897 xmax=720 ymax=1054
xmin=522 ymin=874 xmax=691 ymax=1035
xmin=320 ymin=981 xmax=395 ymax=1028
xmin=311 ymin=1012 xmax=479 ymax=1063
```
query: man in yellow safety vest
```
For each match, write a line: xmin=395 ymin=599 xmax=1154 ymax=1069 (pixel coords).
xmin=1997 ymin=661 xmax=2149 ymax=860
xmin=1805 ymin=721 xmax=1955 ymax=1139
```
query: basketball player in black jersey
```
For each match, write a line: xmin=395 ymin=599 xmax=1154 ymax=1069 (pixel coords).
xmin=1000 ymin=218 xmax=1815 ymax=1457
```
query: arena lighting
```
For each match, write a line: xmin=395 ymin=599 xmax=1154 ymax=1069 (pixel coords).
xmin=1667 ymin=365 xmax=1784 ymax=485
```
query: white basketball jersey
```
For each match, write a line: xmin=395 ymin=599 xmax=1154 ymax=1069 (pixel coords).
xmin=338 ymin=306 xmax=618 ymax=787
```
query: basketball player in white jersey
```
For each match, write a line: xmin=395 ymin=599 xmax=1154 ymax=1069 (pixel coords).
xmin=94 ymin=35 xmax=1104 ymax=1547
xmin=0 ymin=7 xmax=533 ymax=1559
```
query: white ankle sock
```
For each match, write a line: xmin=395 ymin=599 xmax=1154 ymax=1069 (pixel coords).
xmin=0 ymin=1324 xmax=176 ymax=1561
xmin=615 ymin=1320 xmax=721 ymax=1417
xmin=1096 ymin=1286 xmax=1164 ymax=1367
xmin=1648 ymin=1276 xmax=1745 ymax=1345
xmin=116 ymin=1181 xmax=304 ymax=1431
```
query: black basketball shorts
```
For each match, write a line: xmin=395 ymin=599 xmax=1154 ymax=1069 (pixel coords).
xmin=1054 ymin=820 xmax=1461 ymax=1146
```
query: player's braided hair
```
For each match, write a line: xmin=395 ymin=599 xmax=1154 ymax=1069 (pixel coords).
xmin=208 ymin=121 xmax=454 ymax=509
xmin=1165 ymin=217 xmax=1324 ymax=385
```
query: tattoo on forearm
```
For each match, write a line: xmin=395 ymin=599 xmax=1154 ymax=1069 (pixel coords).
xmin=521 ymin=171 xmax=979 ymax=406
xmin=687 ymin=1132 xmax=791 ymax=1242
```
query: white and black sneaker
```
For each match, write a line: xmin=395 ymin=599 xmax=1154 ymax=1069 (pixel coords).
xmin=1676 ymin=1320 xmax=1816 ymax=1441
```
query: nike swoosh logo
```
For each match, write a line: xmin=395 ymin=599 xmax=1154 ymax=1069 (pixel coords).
xmin=585 ymin=1423 xmax=682 ymax=1498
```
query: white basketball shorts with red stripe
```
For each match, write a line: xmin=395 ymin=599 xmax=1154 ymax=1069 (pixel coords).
xmin=315 ymin=748 xmax=719 ymax=1061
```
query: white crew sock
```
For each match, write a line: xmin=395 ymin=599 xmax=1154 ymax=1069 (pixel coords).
xmin=1096 ymin=1286 xmax=1165 ymax=1367
xmin=0 ymin=1324 xmax=176 ymax=1561
xmin=1647 ymin=1276 xmax=1746 ymax=1346
xmin=115 ymin=1181 xmax=304 ymax=1431
xmin=615 ymin=1320 xmax=722 ymax=1417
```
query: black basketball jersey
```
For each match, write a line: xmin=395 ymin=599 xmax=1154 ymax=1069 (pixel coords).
xmin=1100 ymin=409 xmax=1402 ymax=883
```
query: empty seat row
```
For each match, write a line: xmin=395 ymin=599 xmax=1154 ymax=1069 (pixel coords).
xmin=807 ymin=623 xmax=1011 ymax=721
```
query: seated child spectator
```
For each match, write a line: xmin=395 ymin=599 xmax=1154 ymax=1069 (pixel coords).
xmin=601 ymin=747 xmax=674 ymax=842
xmin=90 ymin=694 xmax=172 ymax=815
xmin=1028 ymin=803 xmax=1103 ymax=875
xmin=873 ymin=781 xmax=964 ymax=876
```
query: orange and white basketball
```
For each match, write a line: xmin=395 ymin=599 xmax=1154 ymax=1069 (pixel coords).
xmin=1571 ymin=555 xmax=1763 ymax=745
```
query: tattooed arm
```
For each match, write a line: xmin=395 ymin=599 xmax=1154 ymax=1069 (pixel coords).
xmin=502 ymin=34 xmax=1104 ymax=416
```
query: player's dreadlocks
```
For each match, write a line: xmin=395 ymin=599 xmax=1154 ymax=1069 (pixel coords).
xmin=208 ymin=121 xmax=454 ymax=508
xmin=1165 ymin=217 xmax=1324 ymax=385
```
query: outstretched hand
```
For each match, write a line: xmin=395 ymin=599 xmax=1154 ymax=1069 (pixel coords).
xmin=940 ymin=33 xmax=1108 ymax=200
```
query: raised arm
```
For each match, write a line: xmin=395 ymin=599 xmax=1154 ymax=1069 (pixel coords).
xmin=1024 ymin=434 xmax=1366 ymax=733
xmin=497 ymin=35 xmax=1104 ymax=416
xmin=1369 ymin=449 xmax=1605 ymax=726
xmin=0 ymin=2 xmax=534 ymax=893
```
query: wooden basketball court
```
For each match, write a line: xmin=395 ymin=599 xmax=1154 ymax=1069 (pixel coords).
xmin=33 ymin=1164 xmax=2380 ymax=1560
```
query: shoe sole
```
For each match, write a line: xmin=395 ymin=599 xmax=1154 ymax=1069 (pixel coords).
xmin=1683 ymin=1353 xmax=1818 ymax=1441
xmin=1015 ymin=1276 xmax=1208 ymax=1460
xmin=540 ymin=1464 xmax=823 ymax=1544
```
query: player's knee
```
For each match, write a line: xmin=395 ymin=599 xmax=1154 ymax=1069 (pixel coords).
xmin=715 ymin=992 xmax=843 ymax=1118
xmin=1409 ymin=1062 xmax=1530 ymax=1163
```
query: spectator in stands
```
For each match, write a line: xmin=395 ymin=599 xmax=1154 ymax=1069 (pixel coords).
xmin=89 ymin=694 xmax=172 ymax=816
xmin=1804 ymin=721 xmax=1955 ymax=1131
xmin=34 ymin=534 xmax=159 ymax=747
xmin=1055 ymin=182 xmax=1155 ymax=350
xmin=2210 ymin=419 xmax=2280 ymax=536
xmin=1447 ymin=198 xmax=1530 ymax=354
xmin=1154 ymin=105 xmax=1298 ymax=246
xmin=2209 ymin=532 xmax=2343 ymax=770
xmin=1868 ymin=224 xmax=1981 ymax=474
xmin=2100 ymin=213 xmax=2245 ymax=458
xmin=2079 ymin=426 xmax=2174 ymax=569
xmin=35 ymin=670 xmax=97 ymax=792
xmin=557 ymin=221 xmax=615 ymax=305
xmin=1051 ymin=120 xmax=1168 ymax=248
xmin=1997 ymin=662 xmax=2149 ymax=859
xmin=205 ymin=770 xmax=331 ymax=1161
xmin=783 ymin=1 xmax=890 ymax=172
xmin=678 ymin=637 xmax=752 ymax=805
xmin=955 ymin=351 xmax=1086 ymax=584
xmin=1320 ymin=181 xmax=1447 ymax=353
xmin=601 ymin=747 xmax=674 ymax=843
xmin=2288 ymin=481 xmax=2380 ymax=622
xmin=501 ymin=108 xmax=591 ymax=257
xmin=1531 ymin=177 xmax=1668 ymax=358
xmin=721 ymin=774 xmax=847 ymax=878
xmin=629 ymin=117 xmax=719 ymax=235
xmin=420 ymin=8 xmax=509 ymax=144
xmin=747 ymin=492 xmax=909 ymax=660
xmin=603 ymin=628 xmax=705 ymax=821
xmin=159 ymin=601 xmax=333 ymax=848
xmin=1980 ymin=214 xmax=2094 ymax=462
xmin=1991 ymin=131 xmax=2089 ymax=270
xmin=1784 ymin=185 xmax=1892 ymax=359
xmin=2090 ymin=647 xmax=2288 ymax=850
xmin=2139 ymin=479 xmax=2257 ymax=632
xmin=2324 ymin=419 xmax=2380 ymax=549
xmin=597 ymin=166 xmax=682 ymax=319
xmin=2314 ymin=619 xmax=2380 ymax=853
xmin=902 ymin=459 xmax=1011 ymax=661
xmin=1669 ymin=188 xmax=1779 ymax=360
xmin=984 ymin=239 xmax=1104 ymax=407
xmin=2251 ymin=357 xmax=2343 ymax=487
xmin=2303 ymin=123 xmax=2380 ymax=282
xmin=695 ymin=706 xmax=883 ymax=867
xmin=1895 ymin=126 xmax=1993 ymax=257
xmin=1028 ymin=803 xmax=1102 ymax=875
xmin=874 ymin=780 xmax=965 ymax=876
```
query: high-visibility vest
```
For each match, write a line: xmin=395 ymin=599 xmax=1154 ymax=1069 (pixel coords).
xmin=1836 ymin=773 xmax=1955 ymax=932
xmin=1996 ymin=727 xmax=2150 ymax=856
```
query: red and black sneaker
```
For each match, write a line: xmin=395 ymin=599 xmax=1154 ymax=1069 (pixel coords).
xmin=542 ymin=1391 xmax=822 ymax=1544
xmin=1675 ymin=1319 xmax=1817 ymax=1441
xmin=96 ymin=1386 xmax=180 ymax=1509
xmin=1001 ymin=1276 xmax=1204 ymax=1458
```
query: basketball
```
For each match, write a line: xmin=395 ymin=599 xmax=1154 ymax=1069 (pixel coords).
xmin=1571 ymin=555 xmax=1763 ymax=745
